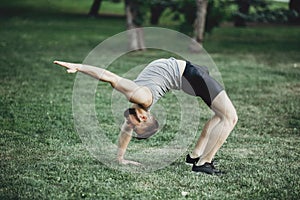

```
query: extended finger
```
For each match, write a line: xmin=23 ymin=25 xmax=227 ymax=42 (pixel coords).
xmin=53 ymin=60 xmax=79 ymax=69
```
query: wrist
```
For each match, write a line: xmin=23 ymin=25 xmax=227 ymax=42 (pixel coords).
xmin=76 ymin=64 xmax=82 ymax=72
xmin=121 ymin=122 xmax=133 ymax=134
xmin=117 ymin=148 xmax=125 ymax=159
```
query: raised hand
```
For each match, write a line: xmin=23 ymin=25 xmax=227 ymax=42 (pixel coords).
xmin=53 ymin=60 xmax=82 ymax=73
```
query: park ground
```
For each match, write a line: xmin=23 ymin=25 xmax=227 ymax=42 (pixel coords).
xmin=1 ymin=0 xmax=300 ymax=199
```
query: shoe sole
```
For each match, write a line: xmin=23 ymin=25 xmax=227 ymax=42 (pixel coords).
xmin=191 ymin=171 xmax=202 ymax=175
xmin=185 ymin=162 xmax=194 ymax=166
xmin=191 ymin=170 xmax=213 ymax=175
xmin=192 ymin=170 xmax=220 ymax=175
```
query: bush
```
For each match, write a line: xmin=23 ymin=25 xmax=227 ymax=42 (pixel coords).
xmin=244 ymin=8 xmax=299 ymax=24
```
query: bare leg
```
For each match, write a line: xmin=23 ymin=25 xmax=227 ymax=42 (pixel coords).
xmin=53 ymin=61 xmax=152 ymax=108
xmin=192 ymin=91 xmax=238 ymax=166
xmin=190 ymin=115 xmax=220 ymax=158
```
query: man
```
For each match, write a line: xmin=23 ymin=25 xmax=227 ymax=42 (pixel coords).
xmin=54 ymin=57 xmax=238 ymax=175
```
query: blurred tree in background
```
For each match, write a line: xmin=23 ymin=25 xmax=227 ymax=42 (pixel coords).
xmin=234 ymin=0 xmax=251 ymax=27
xmin=193 ymin=0 xmax=209 ymax=46
xmin=125 ymin=0 xmax=145 ymax=50
xmin=290 ymin=0 xmax=300 ymax=13
xmin=88 ymin=0 xmax=122 ymax=17
xmin=89 ymin=0 xmax=103 ymax=17
xmin=87 ymin=0 xmax=298 ymax=47
xmin=289 ymin=0 xmax=300 ymax=23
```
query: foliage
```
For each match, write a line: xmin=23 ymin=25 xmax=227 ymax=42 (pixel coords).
xmin=154 ymin=0 xmax=229 ymax=35
xmin=206 ymin=0 xmax=229 ymax=32
xmin=126 ymin=0 xmax=228 ymax=34
xmin=233 ymin=0 xmax=299 ymax=24
xmin=248 ymin=8 xmax=299 ymax=23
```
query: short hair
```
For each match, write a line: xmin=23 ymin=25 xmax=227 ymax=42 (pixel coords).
xmin=133 ymin=115 xmax=159 ymax=140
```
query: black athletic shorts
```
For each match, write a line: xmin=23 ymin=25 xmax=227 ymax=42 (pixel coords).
xmin=182 ymin=61 xmax=224 ymax=107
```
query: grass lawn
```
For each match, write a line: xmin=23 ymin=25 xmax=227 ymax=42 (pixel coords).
xmin=1 ymin=0 xmax=300 ymax=199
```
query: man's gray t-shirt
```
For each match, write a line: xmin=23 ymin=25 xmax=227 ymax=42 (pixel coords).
xmin=134 ymin=57 xmax=182 ymax=110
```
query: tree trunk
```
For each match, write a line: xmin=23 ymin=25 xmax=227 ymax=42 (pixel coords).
xmin=289 ymin=0 xmax=300 ymax=23
xmin=150 ymin=5 xmax=165 ymax=25
xmin=125 ymin=0 xmax=145 ymax=51
xmin=234 ymin=0 xmax=250 ymax=27
xmin=289 ymin=0 xmax=300 ymax=13
xmin=190 ymin=0 xmax=208 ymax=51
xmin=88 ymin=0 xmax=102 ymax=17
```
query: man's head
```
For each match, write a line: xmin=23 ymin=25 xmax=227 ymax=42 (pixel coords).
xmin=123 ymin=105 xmax=159 ymax=139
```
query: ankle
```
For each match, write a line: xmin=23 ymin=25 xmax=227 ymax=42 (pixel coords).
xmin=196 ymin=158 xmax=211 ymax=166
xmin=190 ymin=152 xmax=201 ymax=159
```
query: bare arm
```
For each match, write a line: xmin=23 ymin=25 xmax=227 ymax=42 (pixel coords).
xmin=117 ymin=121 xmax=141 ymax=165
xmin=54 ymin=61 xmax=152 ymax=108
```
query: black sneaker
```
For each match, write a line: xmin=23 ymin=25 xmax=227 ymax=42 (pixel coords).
xmin=186 ymin=154 xmax=217 ymax=166
xmin=192 ymin=162 xmax=223 ymax=175
xmin=185 ymin=154 xmax=200 ymax=166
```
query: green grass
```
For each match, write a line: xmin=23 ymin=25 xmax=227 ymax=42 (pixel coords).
xmin=1 ymin=0 xmax=300 ymax=199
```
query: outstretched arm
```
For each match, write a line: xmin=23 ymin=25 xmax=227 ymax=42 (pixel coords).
xmin=117 ymin=121 xmax=141 ymax=165
xmin=54 ymin=61 xmax=152 ymax=108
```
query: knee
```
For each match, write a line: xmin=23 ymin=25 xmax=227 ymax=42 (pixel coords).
xmin=216 ymin=107 xmax=238 ymax=130
xmin=232 ymin=111 xmax=238 ymax=127
xmin=226 ymin=108 xmax=238 ymax=129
